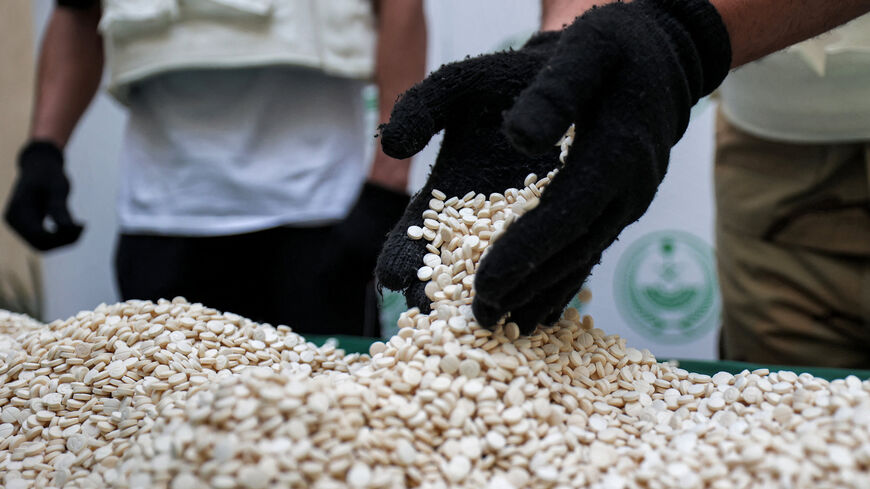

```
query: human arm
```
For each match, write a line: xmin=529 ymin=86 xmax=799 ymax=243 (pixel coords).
xmin=540 ymin=0 xmax=870 ymax=67
xmin=368 ymin=0 xmax=427 ymax=193
xmin=541 ymin=0 xmax=608 ymax=31
xmin=31 ymin=1 xmax=104 ymax=147
xmin=327 ymin=1 xmax=426 ymax=292
xmin=4 ymin=1 xmax=103 ymax=251
xmin=716 ymin=0 xmax=870 ymax=67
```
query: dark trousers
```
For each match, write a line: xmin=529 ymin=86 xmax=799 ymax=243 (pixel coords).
xmin=115 ymin=226 xmax=380 ymax=337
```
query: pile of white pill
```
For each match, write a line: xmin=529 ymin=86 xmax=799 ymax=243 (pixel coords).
xmin=2 ymin=166 xmax=870 ymax=488
xmin=0 ymin=309 xmax=42 ymax=336
xmin=0 ymin=300 xmax=359 ymax=488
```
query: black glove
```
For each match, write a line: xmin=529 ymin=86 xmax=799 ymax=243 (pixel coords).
xmin=375 ymin=32 xmax=563 ymax=319
xmin=471 ymin=0 xmax=732 ymax=330
xmin=4 ymin=141 xmax=84 ymax=251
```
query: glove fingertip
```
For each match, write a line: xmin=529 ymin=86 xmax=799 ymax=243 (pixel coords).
xmin=510 ymin=306 xmax=548 ymax=336
xmin=375 ymin=260 xmax=409 ymax=293
xmin=502 ymin=90 xmax=574 ymax=155
xmin=379 ymin=109 xmax=437 ymax=160
xmin=404 ymin=282 xmax=432 ymax=314
xmin=471 ymin=297 xmax=504 ymax=329
xmin=473 ymin=237 xmax=534 ymax=307
xmin=543 ymin=307 xmax=564 ymax=327
xmin=518 ymin=321 xmax=540 ymax=337
xmin=4 ymin=213 xmax=48 ymax=250
xmin=375 ymin=237 xmax=423 ymax=292
xmin=62 ymin=223 xmax=85 ymax=242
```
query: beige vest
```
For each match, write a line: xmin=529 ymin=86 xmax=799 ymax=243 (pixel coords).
xmin=791 ymin=14 xmax=870 ymax=76
xmin=720 ymin=14 xmax=870 ymax=143
xmin=99 ymin=0 xmax=377 ymax=104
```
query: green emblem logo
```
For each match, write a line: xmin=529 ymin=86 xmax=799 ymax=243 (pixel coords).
xmin=614 ymin=230 xmax=719 ymax=343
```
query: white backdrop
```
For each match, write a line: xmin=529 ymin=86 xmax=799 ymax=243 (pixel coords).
xmin=33 ymin=0 xmax=720 ymax=360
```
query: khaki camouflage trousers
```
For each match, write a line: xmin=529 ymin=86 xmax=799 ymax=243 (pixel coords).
xmin=715 ymin=111 xmax=870 ymax=368
xmin=0 ymin=2 xmax=41 ymax=318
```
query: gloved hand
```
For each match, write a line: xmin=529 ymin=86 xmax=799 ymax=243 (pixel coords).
xmin=4 ymin=141 xmax=84 ymax=251
xmin=472 ymin=0 xmax=732 ymax=330
xmin=375 ymin=32 xmax=563 ymax=319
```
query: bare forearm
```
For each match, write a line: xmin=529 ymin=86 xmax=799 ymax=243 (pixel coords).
xmin=541 ymin=0 xmax=609 ymax=31
xmin=30 ymin=5 xmax=104 ymax=148
xmin=541 ymin=0 xmax=870 ymax=68
xmin=370 ymin=0 xmax=427 ymax=192
xmin=715 ymin=0 xmax=870 ymax=67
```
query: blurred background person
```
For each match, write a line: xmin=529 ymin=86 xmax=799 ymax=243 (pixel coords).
xmin=4 ymin=0 xmax=426 ymax=336
xmin=715 ymin=15 xmax=870 ymax=367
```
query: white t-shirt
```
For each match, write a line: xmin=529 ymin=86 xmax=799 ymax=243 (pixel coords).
xmin=719 ymin=14 xmax=870 ymax=143
xmin=117 ymin=66 xmax=368 ymax=236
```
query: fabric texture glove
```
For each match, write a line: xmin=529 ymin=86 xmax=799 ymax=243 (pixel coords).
xmin=375 ymin=32 xmax=563 ymax=321
xmin=4 ymin=141 xmax=84 ymax=251
xmin=472 ymin=0 xmax=732 ymax=330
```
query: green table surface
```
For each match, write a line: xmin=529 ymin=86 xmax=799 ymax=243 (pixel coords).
xmin=672 ymin=359 xmax=870 ymax=382
xmin=305 ymin=335 xmax=870 ymax=382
